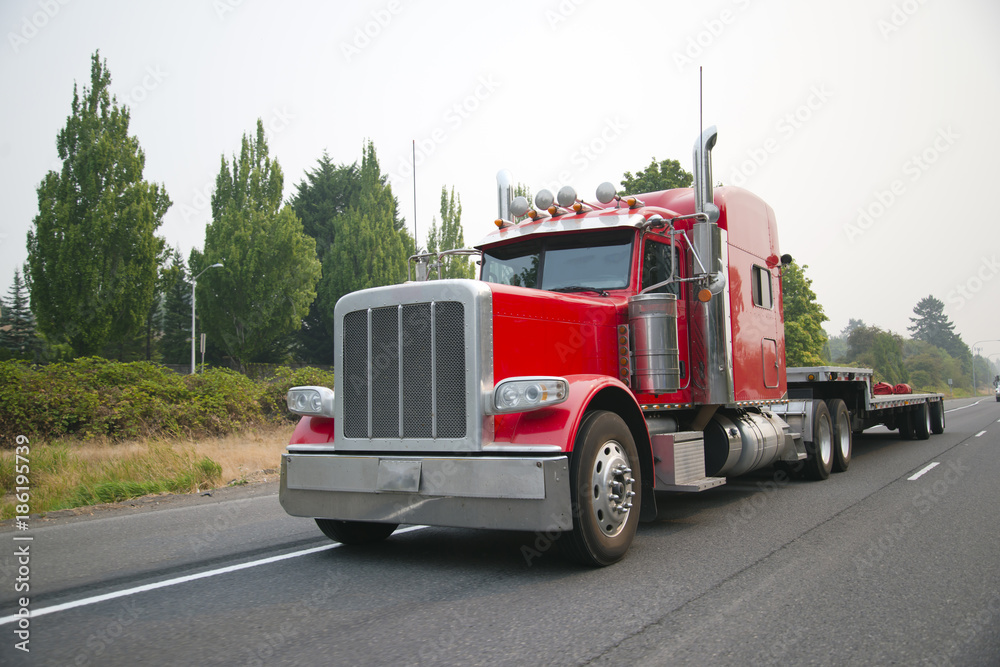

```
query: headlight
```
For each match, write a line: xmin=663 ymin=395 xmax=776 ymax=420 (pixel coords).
xmin=286 ymin=386 xmax=335 ymax=418
xmin=493 ymin=377 xmax=568 ymax=414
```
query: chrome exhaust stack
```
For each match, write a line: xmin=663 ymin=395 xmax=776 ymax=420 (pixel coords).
xmin=689 ymin=125 xmax=734 ymax=406
xmin=496 ymin=169 xmax=514 ymax=222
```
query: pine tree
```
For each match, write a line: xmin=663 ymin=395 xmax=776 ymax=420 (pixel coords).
xmin=25 ymin=51 xmax=170 ymax=357
xmin=907 ymin=295 xmax=964 ymax=358
xmin=158 ymin=248 xmax=192 ymax=364
xmin=0 ymin=269 xmax=38 ymax=359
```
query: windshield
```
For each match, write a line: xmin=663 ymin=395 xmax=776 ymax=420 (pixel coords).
xmin=481 ymin=229 xmax=634 ymax=292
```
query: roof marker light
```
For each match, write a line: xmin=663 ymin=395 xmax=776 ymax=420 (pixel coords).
xmin=510 ymin=196 xmax=530 ymax=218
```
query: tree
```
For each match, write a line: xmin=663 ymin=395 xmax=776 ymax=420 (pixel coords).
xmin=25 ymin=51 xmax=170 ymax=357
xmin=0 ymin=269 xmax=38 ymax=359
xmin=908 ymin=295 xmax=965 ymax=357
xmin=620 ymin=158 xmax=692 ymax=194
xmin=427 ymin=186 xmax=475 ymax=279
xmin=780 ymin=261 xmax=828 ymax=366
xmin=157 ymin=248 xmax=192 ymax=364
xmin=290 ymin=154 xmax=362 ymax=364
xmin=845 ymin=324 xmax=907 ymax=383
xmin=192 ymin=119 xmax=321 ymax=369
xmin=319 ymin=141 xmax=412 ymax=331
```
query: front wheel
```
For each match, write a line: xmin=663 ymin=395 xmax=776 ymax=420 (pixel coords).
xmin=315 ymin=519 xmax=398 ymax=545
xmin=562 ymin=410 xmax=641 ymax=567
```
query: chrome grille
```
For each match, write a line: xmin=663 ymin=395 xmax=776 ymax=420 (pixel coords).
xmin=342 ymin=301 xmax=467 ymax=440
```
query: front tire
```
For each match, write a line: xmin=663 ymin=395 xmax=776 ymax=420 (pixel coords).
xmin=802 ymin=400 xmax=834 ymax=480
xmin=562 ymin=410 xmax=641 ymax=567
xmin=315 ymin=519 xmax=398 ymax=545
xmin=827 ymin=398 xmax=852 ymax=473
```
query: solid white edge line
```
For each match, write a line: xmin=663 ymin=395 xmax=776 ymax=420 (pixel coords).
xmin=908 ymin=462 xmax=940 ymax=481
xmin=0 ymin=525 xmax=427 ymax=626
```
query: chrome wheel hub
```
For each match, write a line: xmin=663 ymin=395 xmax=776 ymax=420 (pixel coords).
xmin=591 ymin=441 xmax=635 ymax=537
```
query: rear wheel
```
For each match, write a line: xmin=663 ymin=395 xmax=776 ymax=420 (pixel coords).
xmin=827 ymin=398 xmax=852 ymax=473
xmin=913 ymin=403 xmax=931 ymax=440
xmin=562 ymin=410 xmax=641 ymax=567
xmin=898 ymin=409 xmax=914 ymax=440
xmin=929 ymin=401 xmax=946 ymax=434
xmin=315 ymin=519 xmax=398 ymax=545
xmin=802 ymin=400 xmax=834 ymax=481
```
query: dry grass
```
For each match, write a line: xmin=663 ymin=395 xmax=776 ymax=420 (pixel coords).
xmin=1 ymin=423 xmax=296 ymax=519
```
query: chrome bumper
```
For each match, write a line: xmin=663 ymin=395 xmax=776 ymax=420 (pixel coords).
xmin=279 ymin=453 xmax=573 ymax=532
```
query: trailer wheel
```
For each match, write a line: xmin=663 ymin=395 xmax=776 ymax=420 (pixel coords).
xmin=929 ymin=401 xmax=946 ymax=434
xmin=827 ymin=399 xmax=852 ymax=473
xmin=802 ymin=400 xmax=834 ymax=481
xmin=315 ymin=519 xmax=398 ymax=545
xmin=913 ymin=403 xmax=931 ymax=440
xmin=898 ymin=409 xmax=914 ymax=440
xmin=562 ymin=410 xmax=641 ymax=567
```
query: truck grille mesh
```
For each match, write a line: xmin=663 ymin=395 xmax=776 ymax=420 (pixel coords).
xmin=342 ymin=301 xmax=467 ymax=440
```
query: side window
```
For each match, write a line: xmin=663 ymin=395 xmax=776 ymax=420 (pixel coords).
xmin=751 ymin=265 xmax=773 ymax=309
xmin=641 ymin=240 xmax=681 ymax=296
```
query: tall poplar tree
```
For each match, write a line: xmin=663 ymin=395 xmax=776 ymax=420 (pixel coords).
xmin=192 ymin=119 xmax=321 ymax=368
xmin=25 ymin=51 xmax=170 ymax=356
xmin=426 ymin=186 xmax=475 ymax=279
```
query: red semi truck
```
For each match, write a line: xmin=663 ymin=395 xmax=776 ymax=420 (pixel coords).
xmin=278 ymin=127 xmax=946 ymax=565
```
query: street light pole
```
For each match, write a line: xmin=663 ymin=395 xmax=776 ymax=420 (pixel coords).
xmin=191 ymin=263 xmax=224 ymax=374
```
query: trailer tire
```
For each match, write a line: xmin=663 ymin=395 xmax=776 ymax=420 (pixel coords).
xmin=315 ymin=519 xmax=398 ymax=545
xmin=802 ymin=400 xmax=834 ymax=481
xmin=562 ymin=410 xmax=641 ymax=567
xmin=929 ymin=401 xmax=946 ymax=434
xmin=913 ymin=403 xmax=931 ymax=440
xmin=898 ymin=409 xmax=914 ymax=440
xmin=827 ymin=398 xmax=852 ymax=473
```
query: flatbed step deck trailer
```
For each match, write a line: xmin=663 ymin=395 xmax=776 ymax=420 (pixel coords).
xmin=782 ymin=366 xmax=946 ymax=434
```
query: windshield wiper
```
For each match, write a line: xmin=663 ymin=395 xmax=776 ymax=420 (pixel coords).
xmin=550 ymin=286 xmax=609 ymax=297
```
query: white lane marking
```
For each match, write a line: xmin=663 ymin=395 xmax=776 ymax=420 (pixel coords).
xmin=945 ymin=400 xmax=984 ymax=413
xmin=0 ymin=525 xmax=427 ymax=626
xmin=908 ymin=462 xmax=940 ymax=481
xmin=975 ymin=430 xmax=987 ymax=438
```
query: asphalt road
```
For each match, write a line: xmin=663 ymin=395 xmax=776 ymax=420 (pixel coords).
xmin=3 ymin=398 xmax=999 ymax=666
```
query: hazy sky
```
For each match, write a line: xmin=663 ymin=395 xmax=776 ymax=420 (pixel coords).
xmin=2 ymin=0 xmax=999 ymax=357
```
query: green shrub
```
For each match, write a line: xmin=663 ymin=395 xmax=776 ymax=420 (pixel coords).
xmin=0 ymin=358 xmax=335 ymax=446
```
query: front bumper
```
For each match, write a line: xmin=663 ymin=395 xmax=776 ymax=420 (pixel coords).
xmin=279 ymin=453 xmax=573 ymax=532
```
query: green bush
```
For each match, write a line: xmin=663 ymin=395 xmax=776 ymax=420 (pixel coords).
xmin=0 ymin=358 xmax=335 ymax=446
